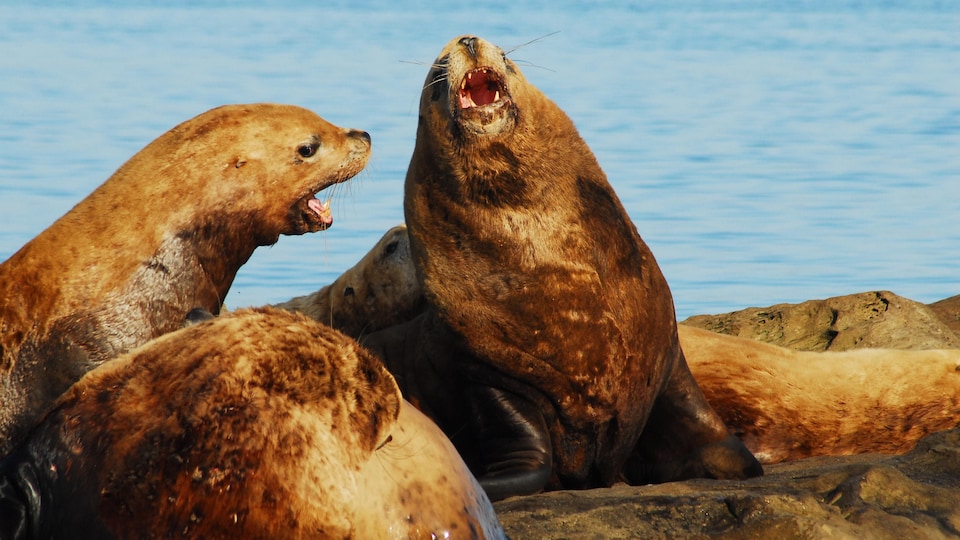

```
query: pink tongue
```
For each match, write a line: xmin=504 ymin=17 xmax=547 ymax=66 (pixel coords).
xmin=308 ymin=198 xmax=333 ymax=225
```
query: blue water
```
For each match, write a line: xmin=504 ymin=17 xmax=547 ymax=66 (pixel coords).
xmin=1 ymin=2 xmax=957 ymax=319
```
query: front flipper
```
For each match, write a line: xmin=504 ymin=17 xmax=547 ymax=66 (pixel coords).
xmin=467 ymin=385 xmax=552 ymax=501
xmin=0 ymin=424 xmax=113 ymax=539
xmin=0 ymin=458 xmax=41 ymax=540
xmin=625 ymin=353 xmax=763 ymax=484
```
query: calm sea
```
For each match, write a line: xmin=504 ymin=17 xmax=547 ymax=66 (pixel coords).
xmin=1 ymin=1 xmax=957 ymax=319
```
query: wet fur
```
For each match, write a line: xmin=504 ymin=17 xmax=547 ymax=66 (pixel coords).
xmin=0 ymin=104 xmax=371 ymax=455
xmin=0 ymin=308 xmax=505 ymax=539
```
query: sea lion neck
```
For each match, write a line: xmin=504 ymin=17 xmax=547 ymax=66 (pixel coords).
xmin=170 ymin=215 xmax=262 ymax=305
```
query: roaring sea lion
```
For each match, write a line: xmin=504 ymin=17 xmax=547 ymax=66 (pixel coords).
xmin=274 ymin=224 xmax=424 ymax=338
xmin=679 ymin=324 xmax=960 ymax=463
xmin=0 ymin=308 xmax=506 ymax=539
xmin=0 ymin=104 xmax=371 ymax=455
xmin=365 ymin=35 xmax=762 ymax=500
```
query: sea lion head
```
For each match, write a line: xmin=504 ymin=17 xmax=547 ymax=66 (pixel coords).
xmin=272 ymin=225 xmax=426 ymax=339
xmin=421 ymin=35 xmax=525 ymax=138
xmin=111 ymin=103 xmax=372 ymax=246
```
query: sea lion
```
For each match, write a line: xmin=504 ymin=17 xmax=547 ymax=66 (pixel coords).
xmin=0 ymin=103 xmax=371 ymax=455
xmin=679 ymin=324 xmax=960 ymax=463
xmin=0 ymin=307 xmax=506 ymax=539
xmin=274 ymin=224 xmax=424 ymax=338
xmin=366 ymin=35 xmax=762 ymax=500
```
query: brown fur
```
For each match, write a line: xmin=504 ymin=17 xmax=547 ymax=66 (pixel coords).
xmin=274 ymin=224 xmax=425 ymax=338
xmin=386 ymin=35 xmax=761 ymax=497
xmin=283 ymin=225 xmax=960 ymax=474
xmin=0 ymin=308 xmax=505 ymax=539
xmin=679 ymin=324 xmax=960 ymax=463
xmin=0 ymin=104 xmax=371 ymax=455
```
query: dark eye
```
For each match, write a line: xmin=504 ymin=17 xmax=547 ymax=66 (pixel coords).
xmin=298 ymin=141 xmax=319 ymax=158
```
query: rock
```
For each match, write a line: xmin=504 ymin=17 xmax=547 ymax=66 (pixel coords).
xmin=682 ymin=291 xmax=960 ymax=351
xmin=930 ymin=295 xmax=960 ymax=338
xmin=494 ymin=428 xmax=960 ymax=539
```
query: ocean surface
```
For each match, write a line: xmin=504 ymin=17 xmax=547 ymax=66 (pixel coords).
xmin=1 ymin=1 xmax=957 ymax=320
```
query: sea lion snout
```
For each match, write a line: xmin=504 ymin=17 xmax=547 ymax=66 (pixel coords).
xmin=459 ymin=35 xmax=479 ymax=57
xmin=347 ymin=128 xmax=372 ymax=153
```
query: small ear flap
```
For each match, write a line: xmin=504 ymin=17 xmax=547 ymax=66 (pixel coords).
xmin=183 ymin=308 xmax=216 ymax=328
xmin=235 ymin=158 xmax=247 ymax=168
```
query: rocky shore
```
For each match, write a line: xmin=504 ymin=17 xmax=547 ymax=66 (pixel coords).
xmin=495 ymin=292 xmax=960 ymax=539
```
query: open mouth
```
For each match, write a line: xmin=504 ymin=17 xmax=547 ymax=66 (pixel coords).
xmin=289 ymin=190 xmax=334 ymax=234
xmin=306 ymin=196 xmax=333 ymax=226
xmin=458 ymin=68 xmax=506 ymax=109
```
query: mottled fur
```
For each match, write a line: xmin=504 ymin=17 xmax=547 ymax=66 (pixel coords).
xmin=0 ymin=104 xmax=371 ymax=455
xmin=0 ymin=308 xmax=505 ymax=539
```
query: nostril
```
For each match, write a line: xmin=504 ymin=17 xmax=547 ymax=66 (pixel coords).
xmin=459 ymin=36 xmax=478 ymax=57
xmin=344 ymin=286 xmax=355 ymax=297
xmin=352 ymin=130 xmax=371 ymax=144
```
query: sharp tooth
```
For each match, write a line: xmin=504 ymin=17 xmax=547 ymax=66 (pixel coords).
xmin=494 ymin=91 xmax=500 ymax=101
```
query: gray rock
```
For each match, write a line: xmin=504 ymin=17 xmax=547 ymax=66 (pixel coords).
xmin=682 ymin=291 xmax=960 ymax=351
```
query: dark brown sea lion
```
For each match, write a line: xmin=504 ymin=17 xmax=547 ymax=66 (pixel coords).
xmin=0 ymin=307 xmax=506 ymax=539
xmin=0 ymin=104 xmax=371 ymax=456
xmin=364 ymin=35 xmax=762 ymax=501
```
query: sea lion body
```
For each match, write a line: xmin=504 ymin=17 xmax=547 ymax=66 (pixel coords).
xmin=388 ymin=36 xmax=761 ymax=499
xmin=0 ymin=104 xmax=371 ymax=455
xmin=679 ymin=324 xmax=960 ymax=463
xmin=0 ymin=308 xmax=505 ymax=539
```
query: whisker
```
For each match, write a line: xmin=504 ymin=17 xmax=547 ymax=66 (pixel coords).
xmin=421 ymin=76 xmax=448 ymax=93
xmin=504 ymin=30 xmax=560 ymax=56
xmin=400 ymin=60 xmax=447 ymax=70
xmin=510 ymin=59 xmax=556 ymax=73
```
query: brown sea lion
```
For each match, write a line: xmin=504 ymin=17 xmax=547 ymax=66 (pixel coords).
xmin=679 ymin=324 xmax=960 ymax=464
xmin=274 ymin=224 xmax=424 ymax=338
xmin=0 ymin=307 xmax=506 ymax=539
xmin=0 ymin=104 xmax=371 ymax=455
xmin=364 ymin=35 xmax=762 ymax=501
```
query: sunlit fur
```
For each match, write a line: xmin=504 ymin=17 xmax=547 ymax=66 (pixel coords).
xmin=0 ymin=308 xmax=505 ymax=539
xmin=681 ymin=324 xmax=960 ymax=463
xmin=0 ymin=104 xmax=370 ymax=455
